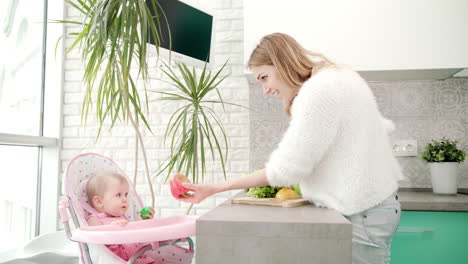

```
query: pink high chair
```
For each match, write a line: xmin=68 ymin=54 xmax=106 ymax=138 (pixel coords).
xmin=59 ymin=153 xmax=197 ymax=264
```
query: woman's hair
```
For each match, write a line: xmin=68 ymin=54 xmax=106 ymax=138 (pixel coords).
xmin=247 ymin=32 xmax=336 ymax=115
xmin=86 ymin=171 xmax=128 ymax=207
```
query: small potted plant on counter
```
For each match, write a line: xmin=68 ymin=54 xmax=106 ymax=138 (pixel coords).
xmin=421 ymin=137 xmax=466 ymax=195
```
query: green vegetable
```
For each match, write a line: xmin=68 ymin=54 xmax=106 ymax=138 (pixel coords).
xmin=291 ymin=185 xmax=302 ymax=196
xmin=246 ymin=185 xmax=302 ymax=198
xmin=246 ymin=186 xmax=282 ymax=198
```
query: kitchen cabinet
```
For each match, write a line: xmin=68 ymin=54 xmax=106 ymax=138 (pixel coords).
xmin=391 ymin=211 xmax=468 ymax=264
xmin=244 ymin=0 xmax=468 ymax=80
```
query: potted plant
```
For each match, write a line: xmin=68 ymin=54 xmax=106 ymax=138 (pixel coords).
xmin=154 ymin=61 xmax=245 ymax=214
xmin=421 ymin=137 xmax=466 ymax=195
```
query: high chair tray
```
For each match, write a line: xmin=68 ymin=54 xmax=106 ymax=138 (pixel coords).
xmin=72 ymin=215 xmax=198 ymax=244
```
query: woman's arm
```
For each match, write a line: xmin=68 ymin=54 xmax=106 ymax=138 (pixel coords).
xmin=176 ymin=168 xmax=269 ymax=204
xmin=222 ymin=168 xmax=269 ymax=191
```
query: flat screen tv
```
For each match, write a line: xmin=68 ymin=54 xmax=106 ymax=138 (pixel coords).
xmin=146 ymin=0 xmax=215 ymax=68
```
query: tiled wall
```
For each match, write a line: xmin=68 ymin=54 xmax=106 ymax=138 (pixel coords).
xmin=249 ymin=78 xmax=468 ymax=188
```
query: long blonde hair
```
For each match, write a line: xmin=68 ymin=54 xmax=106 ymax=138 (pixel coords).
xmin=248 ymin=33 xmax=335 ymax=115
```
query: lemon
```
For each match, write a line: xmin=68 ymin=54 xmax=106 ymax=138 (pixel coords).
xmin=275 ymin=187 xmax=298 ymax=200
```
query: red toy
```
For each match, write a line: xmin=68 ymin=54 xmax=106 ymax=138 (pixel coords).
xmin=170 ymin=173 xmax=192 ymax=198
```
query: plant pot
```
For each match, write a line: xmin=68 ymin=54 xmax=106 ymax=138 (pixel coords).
xmin=429 ymin=162 xmax=459 ymax=195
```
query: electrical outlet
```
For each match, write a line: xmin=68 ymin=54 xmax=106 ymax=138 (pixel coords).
xmin=392 ymin=140 xmax=418 ymax=156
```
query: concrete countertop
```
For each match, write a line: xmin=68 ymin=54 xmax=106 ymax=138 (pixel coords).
xmin=196 ymin=191 xmax=352 ymax=264
xmin=195 ymin=189 xmax=468 ymax=263
xmin=398 ymin=188 xmax=468 ymax=212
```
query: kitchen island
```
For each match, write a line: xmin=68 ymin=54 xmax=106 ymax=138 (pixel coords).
xmin=196 ymin=191 xmax=352 ymax=264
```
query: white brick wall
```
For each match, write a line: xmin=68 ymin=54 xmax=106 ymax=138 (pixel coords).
xmin=61 ymin=0 xmax=248 ymax=218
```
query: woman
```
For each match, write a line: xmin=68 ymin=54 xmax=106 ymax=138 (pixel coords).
xmin=176 ymin=32 xmax=404 ymax=264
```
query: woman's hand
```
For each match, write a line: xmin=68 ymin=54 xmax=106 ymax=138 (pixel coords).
xmin=175 ymin=169 xmax=269 ymax=204
xmin=111 ymin=219 xmax=128 ymax=226
xmin=176 ymin=183 xmax=224 ymax=204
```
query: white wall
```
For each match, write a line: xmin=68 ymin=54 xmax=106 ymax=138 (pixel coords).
xmin=244 ymin=0 xmax=468 ymax=72
xmin=60 ymin=0 xmax=248 ymax=218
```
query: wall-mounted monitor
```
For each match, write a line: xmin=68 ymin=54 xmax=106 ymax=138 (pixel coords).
xmin=146 ymin=0 xmax=215 ymax=68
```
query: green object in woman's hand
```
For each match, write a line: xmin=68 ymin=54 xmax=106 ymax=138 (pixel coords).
xmin=140 ymin=206 xmax=153 ymax=219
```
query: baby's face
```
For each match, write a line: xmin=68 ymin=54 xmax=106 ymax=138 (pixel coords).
xmin=101 ymin=178 xmax=129 ymax=217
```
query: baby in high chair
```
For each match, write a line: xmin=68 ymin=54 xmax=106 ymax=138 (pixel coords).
xmin=85 ymin=171 xmax=157 ymax=264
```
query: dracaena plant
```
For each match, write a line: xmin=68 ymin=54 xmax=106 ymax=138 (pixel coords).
xmin=57 ymin=0 xmax=167 ymax=207
xmin=154 ymin=61 xmax=241 ymax=187
xmin=62 ymin=0 xmax=163 ymax=132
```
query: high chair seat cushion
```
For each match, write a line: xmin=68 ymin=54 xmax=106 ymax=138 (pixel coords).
xmin=65 ymin=153 xmax=143 ymax=226
xmin=146 ymin=243 xmax=194 ymax=264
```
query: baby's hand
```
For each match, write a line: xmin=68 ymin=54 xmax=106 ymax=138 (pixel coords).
xmin=141 ymin=209 xmax=155 ymax=220
xmin=111 ymin=219 xmax=128 ymax=226
xmin=140 ymin=206 xmax=155 ymax=220
xmin=147 ymin=209 xmax=155 ymax=219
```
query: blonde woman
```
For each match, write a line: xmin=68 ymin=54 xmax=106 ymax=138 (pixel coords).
xmin=176 ymin=32 xmax=404 ymax=264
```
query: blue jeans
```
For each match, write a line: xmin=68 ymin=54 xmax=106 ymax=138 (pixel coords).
xmin=344 ymin=192 xmax=401 ymax=264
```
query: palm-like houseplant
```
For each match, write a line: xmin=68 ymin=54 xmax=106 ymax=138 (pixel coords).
xmin=59 ymin=0 xmax=167 ymax=207
xmin=155 ymin=61 xmax=245 ymax=213
xmin=155 ymin=62 xmax=231 ymax=183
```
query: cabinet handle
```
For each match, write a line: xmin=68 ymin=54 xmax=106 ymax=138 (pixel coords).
xmin=397 ymin=227 xmax=435 ymax=232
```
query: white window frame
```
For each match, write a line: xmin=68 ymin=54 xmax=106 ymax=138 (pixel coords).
xmin=0 ymin=0 xmax=64 ymax=236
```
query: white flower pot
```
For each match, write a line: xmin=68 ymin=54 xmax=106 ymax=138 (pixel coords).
xmin=429 ymin=162 xmax=459 ymax=195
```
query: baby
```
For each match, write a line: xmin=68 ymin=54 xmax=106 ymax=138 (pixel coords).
xmin=85 ymin=171 xmax=156 ymax=264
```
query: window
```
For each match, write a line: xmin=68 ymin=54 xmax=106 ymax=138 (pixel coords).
xmin=0 ymin=146 xmax=39 ymax=249
xmin=0 ymin=0 xmax=63 ymax=252
xmin=0 ymin=0 xmax=44 ymax=136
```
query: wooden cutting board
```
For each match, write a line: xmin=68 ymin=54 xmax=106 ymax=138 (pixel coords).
xmin=231 ymin=196 xmax=311 ymax=207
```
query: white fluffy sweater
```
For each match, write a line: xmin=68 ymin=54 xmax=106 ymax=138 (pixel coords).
xmin=265 ymin=66 xmax=405 ymax=216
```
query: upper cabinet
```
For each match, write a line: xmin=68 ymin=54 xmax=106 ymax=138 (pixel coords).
xmin=244 ymin=0 xmax=468 ymax=81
